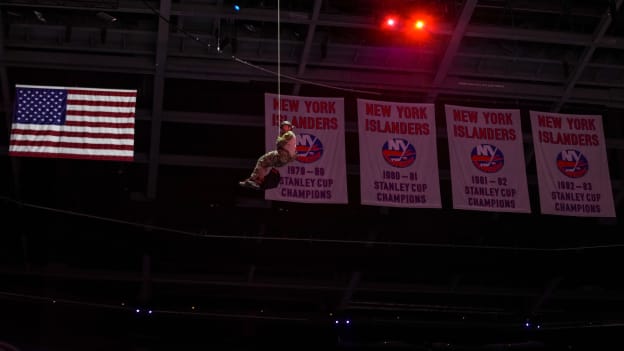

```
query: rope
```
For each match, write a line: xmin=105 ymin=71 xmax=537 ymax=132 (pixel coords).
xmin=277 ymin=0 xmax=281 ymax=133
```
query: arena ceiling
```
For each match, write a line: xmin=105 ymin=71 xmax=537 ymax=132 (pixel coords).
xmin=1 ymin=0 xmax=624 ymax=350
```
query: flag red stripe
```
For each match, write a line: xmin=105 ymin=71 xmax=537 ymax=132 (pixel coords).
xmin=64 ymin=121 xmax=135 ymax=128
xmin=10 ymin=129 xmax=134 ymax=139
xmin=10 ymin=140 xmax=134 ymax=150
xmin=66 ymin=111 xmax=135 ymax=118
xmin=8 ymin=151 xmax=133 ymax=161
xmin=67 ymin=99 xmax=136 ymax=108
xmin=68 ymin=89 xmax=137 ymax=97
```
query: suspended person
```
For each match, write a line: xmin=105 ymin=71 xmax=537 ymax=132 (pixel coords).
xmin=239 ymin=120 xmax=297 ymax=190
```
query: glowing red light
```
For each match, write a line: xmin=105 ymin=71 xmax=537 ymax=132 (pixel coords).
xmin=382 ymin=15 xmax=400 ymax=30
xmin=405 ymin=13 xmax=433 ymax=41
xmin=380 ymin=12 xmax=434 ymax=37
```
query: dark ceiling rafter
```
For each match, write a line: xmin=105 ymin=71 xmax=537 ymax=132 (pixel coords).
xmin=3 ymin=263 xmax=624 ymax=302
xmin=1 ymin=2 xmax=624 ymax=108
xmin=145 ymin=0 xmax=170 ymax=199
xmin=291 ymin=0 xmax=322 ymax=96
xmin=530 ymin=276 xmax=564 ymax=316
xmin=0 ymin=6 xmax=21 ymax=200
xmin=552 ymin=0 xmax=623 ymax=112
xmin=427 ymin=0 xmax=477 ymax=102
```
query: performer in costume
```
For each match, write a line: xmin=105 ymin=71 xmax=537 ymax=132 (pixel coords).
xmin=239 ymin=120 xmax=297 ymax=190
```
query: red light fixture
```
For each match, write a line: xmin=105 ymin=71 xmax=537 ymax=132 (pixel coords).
xmin=380 ymin=11 xmax=433 ymax=38
xmin=413 ymin=19 xmax=425 ymax=30
xmin=404 ymin=13 xmax=433 ymax=41
xmin=381 ymin=15 xmax=400 ymax=30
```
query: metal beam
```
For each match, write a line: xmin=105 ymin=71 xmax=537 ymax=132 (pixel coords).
xmin=146 ymin=0 xmax=171 ymax=199
xmin=553 ymin=0 xmax=623 ymax=112
xmin=3 ymin=264 xmax=624 ymax=302
xmin=530 ymin=276 xmax=563 ymax=315
xmin=291 ymin=0 xmax=322 ymax=96
xmin=4 ymin=1 xmax=624 ymax=50
xmin=0 ymin=8 xmax=22 ymax=201
xmin=5 ymin=39 xmax=624 ymax=107
xmin=338 ymin=271 xmax=361 ymax=311
xmin=428 ymin=0 xmax=478 ymax=102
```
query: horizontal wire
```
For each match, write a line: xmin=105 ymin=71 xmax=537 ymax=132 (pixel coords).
xmin=2 ymin=195 xmax=623 ymax=252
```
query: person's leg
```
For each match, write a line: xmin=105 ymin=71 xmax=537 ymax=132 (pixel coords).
xmin=240 ymin=150 xmax=294 ymax=189
xmin=249 ymin=150 xmax=280 ymax=184
xmin=272 ymin=149 xmax=294 ymax=168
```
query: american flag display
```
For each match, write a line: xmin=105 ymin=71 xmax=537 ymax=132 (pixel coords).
xmin=9 ymin=84 xmax=137 ymax=161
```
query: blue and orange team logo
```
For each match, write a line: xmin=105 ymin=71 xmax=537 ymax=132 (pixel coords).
xmin=296 ymin=133 xmax=323 ymax=163
xmin=382 ymin=138 xmax=416 ymax=168
xmin=471 ymin=144 xmax=504 ymax=173
xmin=556 ymin=149 xmax=588 ymax=178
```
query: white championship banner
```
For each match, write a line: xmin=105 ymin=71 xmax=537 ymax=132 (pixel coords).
xmin=445 ymin=104 xmax=531 ymax=213
xmin=264 ymin=93 xmax=348 ymax=204
xmin=357 ymin=98 xmax=441 ymax=208
xmin=530 ymin=111 xmax=615 ymax=217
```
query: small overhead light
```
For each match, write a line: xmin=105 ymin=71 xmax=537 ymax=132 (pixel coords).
xmin=244 ymin=24 xmax=257 ymax=33
xmin=96 ymin=12 xmax=117 ymax=23
xmin=33 ymin=10 xmax=46 ymax=23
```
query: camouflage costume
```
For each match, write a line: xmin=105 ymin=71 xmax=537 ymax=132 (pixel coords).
xmin=241 ymin=121 xmax=297 ymax=189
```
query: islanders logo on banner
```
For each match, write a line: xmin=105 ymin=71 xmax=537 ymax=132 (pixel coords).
xmin=381 ymin=138 xmax=416 ymax=168
xmin=556 ymin=149 xmax=588 ymax=178
xmin=296 ymin=133 xmax=323 ymax=163
xmin=470 ymin=143 xmax=504 ymax=173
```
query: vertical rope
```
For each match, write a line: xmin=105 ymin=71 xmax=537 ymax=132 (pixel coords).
xmin=277 ymin=0 xmax=281 ymax=133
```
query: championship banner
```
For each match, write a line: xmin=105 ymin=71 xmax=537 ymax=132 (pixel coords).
xmin=264 ymin=93 xmax=348 ymax=204
xmin=445 ymin=105 xmax=531 ymax=213
xmin=529 ymin=111 xmax=615 ymax=217
xmin=357 ymin=98 xmax=441 ymax=208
